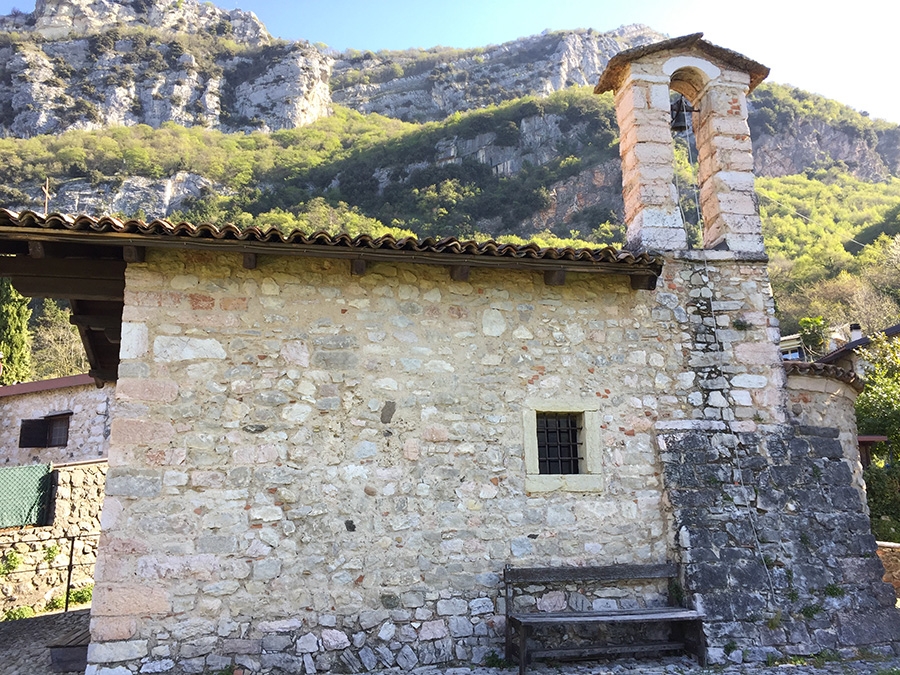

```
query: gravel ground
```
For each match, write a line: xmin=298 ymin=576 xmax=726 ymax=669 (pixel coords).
xmin=2 ymin=612 xmax=900 ymax=675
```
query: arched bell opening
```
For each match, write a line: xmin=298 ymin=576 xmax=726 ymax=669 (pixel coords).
xmin=668 ymin=68 xmax=706 ymax=249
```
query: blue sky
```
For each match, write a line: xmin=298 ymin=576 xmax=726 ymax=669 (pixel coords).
xmin=1 ymin=0 xmax=898 ymax=123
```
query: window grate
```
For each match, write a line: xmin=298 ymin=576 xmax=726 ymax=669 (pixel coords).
xmin=536 ymin=412 xmax=582 ymax=474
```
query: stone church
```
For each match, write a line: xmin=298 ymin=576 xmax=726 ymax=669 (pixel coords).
xmin=0 ymin=33 xmax=896 ymax=674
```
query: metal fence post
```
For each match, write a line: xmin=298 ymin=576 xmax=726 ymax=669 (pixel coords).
xmin=64 ymin=536 xmax=75 ymax=613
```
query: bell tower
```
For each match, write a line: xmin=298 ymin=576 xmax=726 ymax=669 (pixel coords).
xmin=595 ymin=33 xmax=769 ymax=252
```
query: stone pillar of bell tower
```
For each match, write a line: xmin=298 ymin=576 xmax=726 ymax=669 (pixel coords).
xmin=692 ymin=71 xmax=764 ymax=252
xmin=611 ymin=68 xmax=687 ymax=251
xmin=596 ymin=33 xmax=769 ymax=253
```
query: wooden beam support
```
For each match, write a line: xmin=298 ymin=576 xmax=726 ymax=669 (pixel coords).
xmin=449 ymin=265 xmax=470 ymax=282
xmin=103 ymin=328 xmax=121 ymax=345
xmin=544 ymin=270 xmax=566 ymax=286
xmin=29 ymin=240 xmax=46 ymax=258
xmin=88 ymin=368 xmax=118 ymax=383
xmin=12 ymin=278 xmax=125 ymax=302
xmin=243 ymin=252 xmax=257 ymax=270
xmin=0 ymin=257 xmax=126 ymax=280
xmin=630 ymin=274 xmax=658 ymax=291
xmin=0 ymin=241 xmax=28 ymax=255
xmin=350 ymin=259 xmax=367 ymax=276
xmin=123 ymin=245 xmax=145 ymax=263
xmin=70 ymin=314 xmax=121 ymax=330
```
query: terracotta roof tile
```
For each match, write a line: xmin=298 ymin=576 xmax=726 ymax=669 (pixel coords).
xmin=595 ymin=32 xmax=769 ymax=95
xmin=0 ymin=209 xmax=664 ymax=269
xmin=784 ymin=361 xmax=864 ymax=392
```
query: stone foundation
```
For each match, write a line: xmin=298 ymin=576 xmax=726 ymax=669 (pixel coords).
xmin=0 ymin=460 xmax=106 ymax=615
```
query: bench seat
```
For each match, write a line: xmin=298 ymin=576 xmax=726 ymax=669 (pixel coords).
xmin=48 ymin=626 xmax=91 ymax=673
xmin=504 ymin=563 xmax=705 ymax=675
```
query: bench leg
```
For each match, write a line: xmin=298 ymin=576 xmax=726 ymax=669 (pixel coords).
xmin=518 ymin=625 xmax=530 ymax=675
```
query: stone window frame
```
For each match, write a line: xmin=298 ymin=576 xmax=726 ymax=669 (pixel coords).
xmin=523 ymin=397 xmax=603 ymax=492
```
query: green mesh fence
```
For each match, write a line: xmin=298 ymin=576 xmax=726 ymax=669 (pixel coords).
xmin=0 ymin=464 xmax=52 ymax=528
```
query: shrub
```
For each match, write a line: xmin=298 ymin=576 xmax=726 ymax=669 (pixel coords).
xmin=69 ymin=584 xmax=94 ymax=605
xmin=2 ymin=606 xmax=34 ymax=621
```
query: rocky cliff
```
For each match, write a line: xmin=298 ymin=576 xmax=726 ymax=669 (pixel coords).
xmin=0 ymin=27 xmax=332 ymax=136
xmin=331 ymin=25 xmax=664 ymax=122
xmin=0 ymin=0 xmax=270 ymax=44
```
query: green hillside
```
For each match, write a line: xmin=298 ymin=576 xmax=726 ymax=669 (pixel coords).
xmin=1 ymin=84 xmax=900 ymax=334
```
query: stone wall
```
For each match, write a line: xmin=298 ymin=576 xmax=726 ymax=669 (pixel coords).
xmin=0 ymin=460 xmax=106 ymax=615
xmin=86 ymin=246 xmax=900 ymax=674
xmin=785 ymin=368 xmax=866 ymax=504
xmin=0 ymin=376 xmax=114 ymax=466
xmin=92 ymin=249 xmax=680 ymax=674
xmin=658 ymin=253 xmax=899 ymax=664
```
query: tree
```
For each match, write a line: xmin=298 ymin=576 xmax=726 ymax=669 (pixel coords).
xmin=0 ymin=278 xmax=32 ymax=384
xmin=798 ymin=316 xmax=828 ymax=359
xmin=855 ymin=333 xmax=900 ymax=461
xmin=32 ymin=300 xmax=88 ymax=380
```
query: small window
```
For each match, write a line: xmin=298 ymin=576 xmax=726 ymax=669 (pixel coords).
xmin=536 ymin=412 xmax=582 ymax=474
xmin=523 ymin=400 xmax=602 ymax=493
xmin=18 ymin=413 xmax=72 ymax=448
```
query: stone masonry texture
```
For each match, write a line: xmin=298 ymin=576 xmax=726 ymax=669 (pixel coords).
xmin=1 ymin=460 xmax=106 ymax=615
xmin=83 ymin=243 xmax=900 ymax=675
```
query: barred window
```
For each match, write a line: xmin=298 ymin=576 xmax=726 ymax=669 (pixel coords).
xmin=536 ymin=412 xmax=582 ymax=474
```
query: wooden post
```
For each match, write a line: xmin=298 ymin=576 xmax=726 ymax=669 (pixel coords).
xmin=42 ymin=178 xmax=50 ymax=217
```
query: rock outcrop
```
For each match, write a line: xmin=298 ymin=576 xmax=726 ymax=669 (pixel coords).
xmin=0 ymin=33 xmax=332 ymax=136
xmin=1 ymin=0 xmax=270 ymax=45
xmin=331 ymin=26 xmax=665 ymax=122
xmin=2 ymin=172 xmax=222 ymax=218
xmin=751 ymin=116 xmax=892 ymax=182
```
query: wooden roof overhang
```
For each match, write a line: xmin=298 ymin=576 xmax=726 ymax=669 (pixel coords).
xmin=0 ymin=210 xmax=665 ymax=384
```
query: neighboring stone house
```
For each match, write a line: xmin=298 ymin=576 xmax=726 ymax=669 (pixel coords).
xmin=0 ymin=32 xmax=896 ymax=674
xmin=0 ymin=374 xmax=113 ymax=466
xmin=0 ymin=374 xmax=112 ymax=615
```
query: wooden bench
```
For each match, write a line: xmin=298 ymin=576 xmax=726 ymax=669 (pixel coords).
xmin=504 ymin=563 xmax=705 ymax=675
xmin=48 ymin=626 xmax=91 ymax=673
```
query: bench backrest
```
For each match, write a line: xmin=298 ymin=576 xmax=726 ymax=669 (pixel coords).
xmin=504 ymin=562 xmax=677 ymax=585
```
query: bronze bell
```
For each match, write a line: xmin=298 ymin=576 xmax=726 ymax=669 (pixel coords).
xmin=670 ymin=96 xmax=694 ymax=133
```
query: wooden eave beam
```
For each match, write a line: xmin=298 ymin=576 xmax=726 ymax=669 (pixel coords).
xmin=11 ymin=278 xmax=124 ymax=302
xmin=0 ymin=229 xmax=663 ymax=288
xmin=0 ymin=257 xmax=127 ymax=279
xmin=70 ymin=314 xmax=121 ymax=330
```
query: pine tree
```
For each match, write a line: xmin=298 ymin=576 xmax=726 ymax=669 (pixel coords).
xmin=0 ymin=278 xmax=32 ymax=384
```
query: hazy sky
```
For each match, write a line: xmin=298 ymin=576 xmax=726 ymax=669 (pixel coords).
xmin=1 ymin=0 xmax=898 ymax=123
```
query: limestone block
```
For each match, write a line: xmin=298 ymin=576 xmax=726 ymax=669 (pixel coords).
xmin=87 ymin=640 xmax=149 ymax=663
xmin=120 ymin=322 xmax=149 ymax=359
xmin=648 ymin=84 xmax=671 ymax=111
xmin=91 ymin=583 xmax=170 ymax=616
xmin=110 ymin=419 xmax=175 ymax=447
xmin=436 ymin=598 xmax=468 ymax=616
xmin=419 ymin=620 xmax=448 ymax=640
xmin=104 ymin=469 xmax=162 ymax=498
xmin=321 ymin=629 xmax=350 ymax=651
xmin=632 ymin=141 xmax=675 ymax=167
xmin=91 ymin=617 xmax=137 ymax=642
xmin=154 ymin=336 xmax=227 ymax=362
xmin=258 ymin=618 xmax=303 ymax=633
xmin=296 ymin=633 xmax=320 ymax=653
